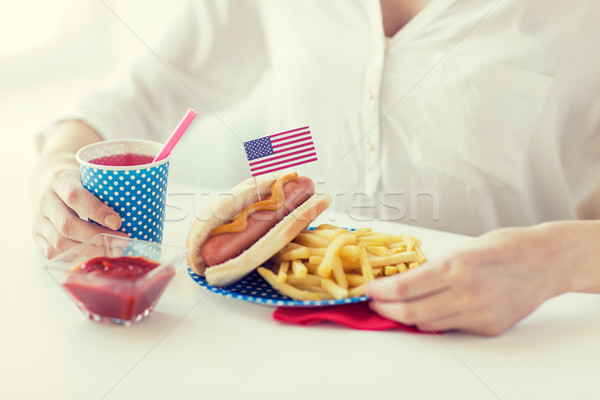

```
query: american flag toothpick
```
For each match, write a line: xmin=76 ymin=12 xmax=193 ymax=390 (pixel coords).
xmin=243 ymin=126 xmax=318 ymax=177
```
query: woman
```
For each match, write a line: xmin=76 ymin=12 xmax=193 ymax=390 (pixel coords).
xmin=31 ymin=0 xmax=600 ymax=335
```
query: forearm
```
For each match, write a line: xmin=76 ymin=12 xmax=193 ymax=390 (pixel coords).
xmin=32 ymin=120 xmax=104 ymax=193
xmin=39 ymin=120 xmax=102 ymax=158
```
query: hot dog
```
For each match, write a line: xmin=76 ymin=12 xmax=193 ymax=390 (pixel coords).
xmin=186 ymin=173 xmax=331 ymax=287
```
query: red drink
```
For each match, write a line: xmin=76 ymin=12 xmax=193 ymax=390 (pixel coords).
xmin=62 ymin=256 xmax=175 ymax=323
xmin=88 ymin=153 xmax=155 ymax=167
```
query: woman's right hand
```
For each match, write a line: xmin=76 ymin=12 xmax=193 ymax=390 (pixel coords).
xmin=30 ymin=121 xmax=126 ymax=259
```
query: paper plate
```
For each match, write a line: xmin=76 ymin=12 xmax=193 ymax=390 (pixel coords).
xmin=187 ymin=267 xmax=369 ymax=307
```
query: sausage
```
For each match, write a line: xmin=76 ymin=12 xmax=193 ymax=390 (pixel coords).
xmin=200 ymin=176 xmax=315 ymax=266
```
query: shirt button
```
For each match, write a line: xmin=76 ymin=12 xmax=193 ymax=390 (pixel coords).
xmin=366 ymin=143 xmax=374 ymax=151
xmin=367 ymin=93 xmax=374 ymax=100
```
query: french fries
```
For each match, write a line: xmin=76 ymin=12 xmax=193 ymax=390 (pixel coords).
xmin=259 ymin=224 xmax=427 ymax=301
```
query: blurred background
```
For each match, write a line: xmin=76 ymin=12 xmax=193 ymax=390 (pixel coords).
xmin=1 ymin=0 xmax=265 ymax=249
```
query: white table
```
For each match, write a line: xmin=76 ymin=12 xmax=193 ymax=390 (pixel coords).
xmin=3 ymin=182 xmax=600 ymax=400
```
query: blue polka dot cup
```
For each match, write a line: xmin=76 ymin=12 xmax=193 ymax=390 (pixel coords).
xmin=76 ymin=140 xmax=170 ymax=243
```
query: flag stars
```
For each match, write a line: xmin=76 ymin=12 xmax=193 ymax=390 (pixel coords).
xmin=244 ymin=137 xmax=274 ymax=160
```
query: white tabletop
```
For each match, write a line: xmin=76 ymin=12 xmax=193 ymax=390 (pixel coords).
xmin=3 ymin=182 xmax=600 ymax=400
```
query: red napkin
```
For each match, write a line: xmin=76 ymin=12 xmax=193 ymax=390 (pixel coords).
xmin=273 ymin=302 xmax=438 ymax=334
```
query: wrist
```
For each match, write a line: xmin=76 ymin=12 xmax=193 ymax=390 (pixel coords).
xmin=38 ymin=120 xmax=102 ymax=157
xmin=541 ymin=220 xmax=600 ymax=294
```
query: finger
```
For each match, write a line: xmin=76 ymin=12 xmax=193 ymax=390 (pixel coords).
xmin=365 ymin=263 xmax=450 ymax=302
xmin=415 ymin=314 xmax=461 ymax=333
xmin=41 ymin=192 xmax=127 ymax=242
xmin=35 ymin=218 xmax=80 ymax=257
xmin=52 ymin=170 xmax=121 ymax=230
xmin=369 ymin=293 xmax=460 ymax=327
xmin=408 ymin=301 xmax=512 ymax=336
xmin=369 ymin=286 xmax=459 ymax=325
xmin=33 ymin=221 xmax=121 ymax=260
xmin=33 ymin=234 xmax=58 ymax=260
xmin=371 ymin=297 xmax=504 ymax=335
xmin=416 ymin=314 xmax=507 ymax=336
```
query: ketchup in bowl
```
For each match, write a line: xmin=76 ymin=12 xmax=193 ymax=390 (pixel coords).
xmin=45 ymin=234 xmax=187 ymax=326
xmin=62 ymin=256 xmax=175 ymax=324
xmin=88 ymin=153 xmax=155 ymax=167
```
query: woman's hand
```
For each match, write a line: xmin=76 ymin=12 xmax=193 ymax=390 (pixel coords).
xmin=30 ymin=121 xmax=125 ymax=259
xmin=365 ymin=222 xmax=600 ymax=336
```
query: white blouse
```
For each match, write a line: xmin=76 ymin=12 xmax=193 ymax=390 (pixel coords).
xmin=67 ymin=0 xmax=600 ymax=236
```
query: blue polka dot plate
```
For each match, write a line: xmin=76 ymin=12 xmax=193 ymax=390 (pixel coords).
xmin=187 ymin=267 xmax=369 ymax=307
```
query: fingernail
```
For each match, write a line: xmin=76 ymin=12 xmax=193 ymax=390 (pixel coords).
xmin=104 ymin=215 xmax=121 ymax=230
xmin=364 ymin=280 xmax=381 ymax=296
xmin=364 ymin=282 xmax=374 ymax=297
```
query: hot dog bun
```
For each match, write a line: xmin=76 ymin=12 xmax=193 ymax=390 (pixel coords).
xmin=186 ymin=173 xmax=331 ymax=287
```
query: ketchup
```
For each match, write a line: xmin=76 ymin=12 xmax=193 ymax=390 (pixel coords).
xmin=62 ymin=256 xmax=175 ymax=322
xmin=74 ymin=256 xmax=159 ymax=279
xmin=88 ymin=153 xmax=155 ymax=166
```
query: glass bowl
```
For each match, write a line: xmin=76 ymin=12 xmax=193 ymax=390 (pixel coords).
xmin=45 ymin=234 xmax=188 ymax=326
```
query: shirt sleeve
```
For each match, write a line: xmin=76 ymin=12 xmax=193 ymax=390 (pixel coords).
xmin=62 ymin=0 xmax=267 ymax=142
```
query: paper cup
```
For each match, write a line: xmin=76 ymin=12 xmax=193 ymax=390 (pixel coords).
xmin=76 ymin=140 xmax=170 ymax=243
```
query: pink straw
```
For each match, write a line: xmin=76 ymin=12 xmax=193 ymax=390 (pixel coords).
xmin=153 ymin=108 xmax=198 ymax=162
